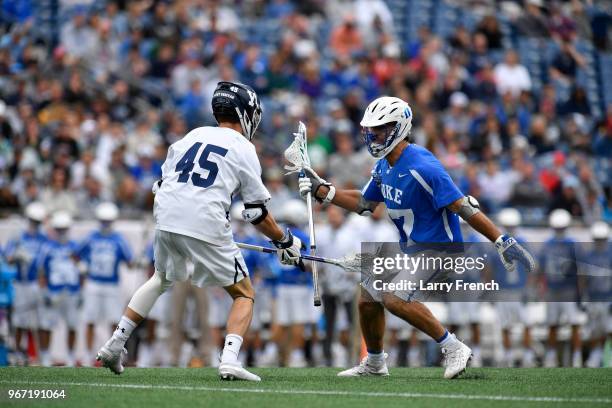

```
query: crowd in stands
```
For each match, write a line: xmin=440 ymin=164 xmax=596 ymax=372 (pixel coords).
xmin=0 ymin=0 xmax=610 ymax=225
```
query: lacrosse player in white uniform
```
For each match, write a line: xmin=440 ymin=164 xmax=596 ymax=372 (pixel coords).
xmin=97 ymin=81 xmax=303 ymax=381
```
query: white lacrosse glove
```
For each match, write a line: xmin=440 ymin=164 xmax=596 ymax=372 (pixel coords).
xmin=494 ymin=234 xmax=536 ymax=274
xmin=271 ymin=229 xmax=305 ymax=268
xmin=298 ymin=168 xmax=335 ymax=203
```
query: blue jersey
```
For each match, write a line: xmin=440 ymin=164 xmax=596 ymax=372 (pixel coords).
xmin=273 ymin=228 xmax=311 ymax=286
xmin=234 ymin=232 xmax=271 ymax=280
xmin=4 ymin=231 xmax=47 ymax=282
xmin=361 ymin=144 xmax=463 ymax=244
xmin=39 ymin=240 xmax=81 ymax=293
xmin=539 ymin=237 xmax=578 ymax=290
xmin=580 ymin=242 xmax=611 ymax=301
xmin=77 ymin=231 xmax=132 ymax=283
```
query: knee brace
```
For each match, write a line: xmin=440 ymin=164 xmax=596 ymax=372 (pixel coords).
xmin=128 ymin=272 xmax=174 ymax=317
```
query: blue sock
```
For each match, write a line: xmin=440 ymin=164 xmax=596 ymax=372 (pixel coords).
xmin=436 ymin=330 xmax=449 ymax=343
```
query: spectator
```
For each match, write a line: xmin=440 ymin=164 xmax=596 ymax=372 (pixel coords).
xmin=494 ymin=51 xmax=532 ymax=98
xmin=515 ymin=0 xmax=549 ymax=38
xmin=475 ymin=15 xmax=503 ymax=50
xmin=478 ymin=160 xmax=518 ymax=210
xmin=329 ymin=15 xmax=363 ymax=57
xmin=550 ymin=41 xmax=586 ymax=84
xmin=40 ymin=166 xmax=77 ymax=216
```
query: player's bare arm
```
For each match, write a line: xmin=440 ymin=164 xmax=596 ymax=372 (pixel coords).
xmin=446 ymin=196 xmax=536 ymax=274
xmin=446 ymin=197 xmax=501 ymax=242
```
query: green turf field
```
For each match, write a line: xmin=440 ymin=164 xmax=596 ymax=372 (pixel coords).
xmin=0 ymin=367 xmax=611 ymax=408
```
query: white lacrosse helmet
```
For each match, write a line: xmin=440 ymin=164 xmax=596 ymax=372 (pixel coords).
xmin=360 ymin=96 xmax=413 ymax=158
xmin=281 ymin=199 xmax=309 ymax=226
xmin=498 ymin=208 xmax=521 ymax=228
xmin=548 ymin=209 xmax=571 ymax=229
xmin=95 ymin=202 xmax=119 ymax=222
xmin=590 ymin=221 xmax=610 ymax=240
xmin=24 ymin=202 xmax=47 ymax=222
xmin=51 ymin=211 xmax=73 ymax=229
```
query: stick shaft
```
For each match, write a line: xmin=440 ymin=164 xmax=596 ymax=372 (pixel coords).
xmin=305 ymin=193 xmax=322 ymax=306
xmin=236 ymin=241 xmax=338 ymax=266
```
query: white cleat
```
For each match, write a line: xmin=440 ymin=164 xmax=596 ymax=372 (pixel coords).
xmin=441 ymin=341 xmax=472 ymax=379
xmin=218 ymin=362 xmax=261 ymax=382
xmin=337 ymin=354 xmax=389 ymax=377
xmin=96 ymin=342 xmax=128 ymax=375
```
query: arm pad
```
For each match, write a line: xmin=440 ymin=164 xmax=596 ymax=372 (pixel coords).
xmin=242 ymin=202 xmax=268 ymax=225
xmin=456 ymin=195 xmax=481 ymax=220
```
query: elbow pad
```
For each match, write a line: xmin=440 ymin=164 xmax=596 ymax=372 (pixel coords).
xmin=242 ymin=203 xmax=268 ymax=225
xmin=456 ymin=195 xmax=481 ymax=220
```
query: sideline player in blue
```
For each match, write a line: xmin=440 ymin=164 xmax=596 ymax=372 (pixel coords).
xmin=77 ymin=202 xmax=133 ymax=366
xmin=4 ymin=202 xmax=48 ymax=364
xmin=38 ymin=211 xmax=83 ymax=367
xmin=540 ymin=209 xmax=582 ymax=368
xmin=299 ymin=96 xmax=535 ymax=379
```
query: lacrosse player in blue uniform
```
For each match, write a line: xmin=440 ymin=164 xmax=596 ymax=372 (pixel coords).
xmin=38 ymin=211 xmax=83 ymax=367
xmin=77 ymin=202 xmax=133 ymax=366
xmin=4 ymin=202 xmax=48 ymax=364
xmin=300 ymin=96 xmax=535 ymax=379
xmin=582 ymin=221 xmax=611 ymax=368
xmin=540 ymin=209 xmax=582 ymax=367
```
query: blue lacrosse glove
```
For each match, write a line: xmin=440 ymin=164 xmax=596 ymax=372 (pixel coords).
xmin=494 ymin=234 xmax=536 ymax=274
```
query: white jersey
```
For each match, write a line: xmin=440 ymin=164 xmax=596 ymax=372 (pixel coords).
xmin=154 ymin=126 xmax=270 ymax=246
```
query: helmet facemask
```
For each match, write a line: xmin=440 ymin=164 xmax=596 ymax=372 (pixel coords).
xmin=362 ymin=122 xmax=402 ymax=158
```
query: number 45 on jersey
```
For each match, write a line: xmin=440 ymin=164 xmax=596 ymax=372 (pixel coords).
xmin=175 ymin=142 xmax=228 ymax=188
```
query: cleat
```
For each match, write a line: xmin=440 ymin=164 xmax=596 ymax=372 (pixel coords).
xmin=337 ymin=354 xmax=389 ymax=377
xmin=441 ymin=340 xmax=472 ymax=379
xmin=96 ymin=344 xmax=128 ymax=375
xmin=218 ymin=362 xmax=261 ymax=382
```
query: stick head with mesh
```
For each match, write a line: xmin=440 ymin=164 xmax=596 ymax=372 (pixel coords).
xmin=284 ymin=121 xmax=310 ymax=175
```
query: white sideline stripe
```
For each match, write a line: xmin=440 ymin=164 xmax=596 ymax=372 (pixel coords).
xmin=1 ymin=380 xmax=610 ymax=404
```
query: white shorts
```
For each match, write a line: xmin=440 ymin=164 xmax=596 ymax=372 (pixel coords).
xmin=207 ymin=286 xmax=233 ymax=328
xmin=446 ymin=302 xmax=480 ymax=325
xmin=39 ymin=292 xmax=81 ymax=331
xmin=154 ymin=230 xmax=248 ymax=288
xmin=148 ymin=288 xmax=172 ymax=323
xmin=82 ymin=281 xmax=122 ymax=325
xmin=11 ymin=282 xmax=41 ymax=330
xmin=275 ymin=284 xmax=316 ymax=326
xmin=586 ymin=303 xmax=612 ymax=337
xmin=546 ymin=302 xmax=582 ymax=326
xmin=496 ymin=302 xmax=529 ymax=329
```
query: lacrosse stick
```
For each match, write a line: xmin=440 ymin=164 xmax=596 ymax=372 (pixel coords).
xmin=284 ymin=121 xmax=321 ymax=306
xmin=237 ymin=241 xmax=367 ymax=275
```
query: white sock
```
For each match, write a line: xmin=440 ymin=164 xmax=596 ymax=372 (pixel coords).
xmin=367 ymin=350 xmax=385 ymax=366
xmin=263 ymin=342 xmax=278 ymax=356
xmin=473 ymin=346 xmax=481 ymax=357
xmin=66 ymin=351 xmax=76 ymax=367
xmin=221 ymin=334 xmax=243 ymax=364
xmin=438 ymin=331 xmax=458 ymax=349
xmin=290 ymin=348 xmax=305 ymax=361
xmin=114 ymin=316 xmax=136 ymax=339
xmin=40 ymin=350 xmax=51 ymax=367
